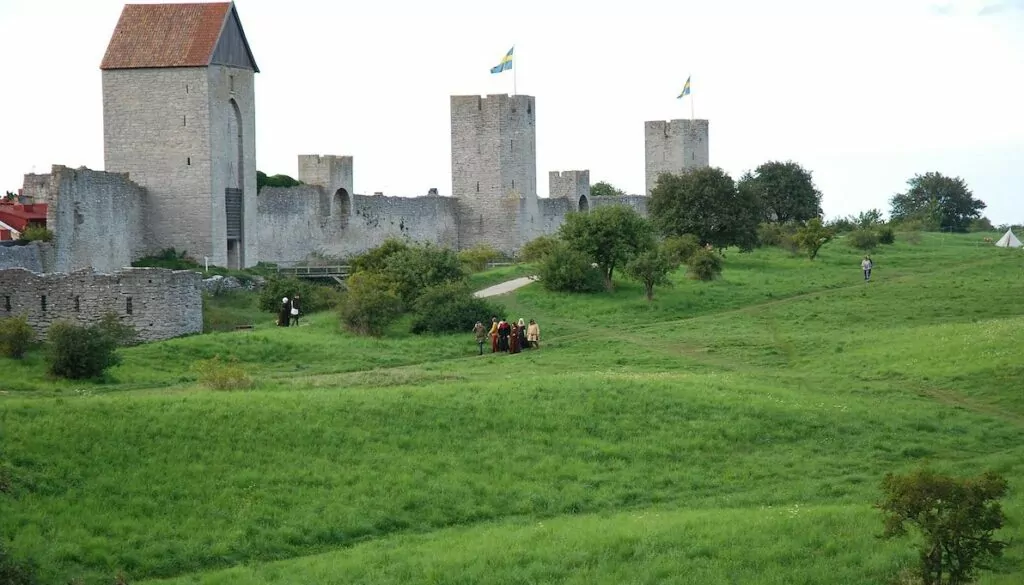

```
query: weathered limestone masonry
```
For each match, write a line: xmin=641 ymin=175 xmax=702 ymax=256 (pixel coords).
xmin=591 ymin=195 xmax=649 ymax=216
xmin=451 ymin=94 xmax=541 ymax=255
xmin=101 ymin=2 xmax=260 ymax=270
xmin=0 ymin=267 xmax=202 ymax=342
xmin=25 ymin=165 xmax=147 ymax=274
xmin=644 ymin=119 xmax=710 ymax=195
xmin=541 ymin=170 xmax=591 ymax=234
xmin=256 ymin=175 xmax=458 ymax=265
xmin=0 ymin=242 xmax=50 ymax=273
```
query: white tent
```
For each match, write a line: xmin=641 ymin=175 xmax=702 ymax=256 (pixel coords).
xmin=994 ymin=229 xmax=1023 ymax=248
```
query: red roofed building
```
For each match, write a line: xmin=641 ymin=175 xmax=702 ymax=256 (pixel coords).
xmin=99 ymin=2 xmax=259 ymax=269
xmin=0 ymin=202 xmax=48 ymax=241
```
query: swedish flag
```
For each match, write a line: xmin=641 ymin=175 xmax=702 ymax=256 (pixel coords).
xmin=677 ymin=76 xmax=691 ymax=99
xmin=490 ymin=47 xmax=513 ymax=74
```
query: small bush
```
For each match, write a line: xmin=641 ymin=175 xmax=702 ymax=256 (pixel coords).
xmin=687 ymin=248 xmax=724 ymax=281
xmin=0 ymin=315 xmax=35 ymax=359
xmin=46 ymin=320 xmax=123 ymax=380
xmin=519 ymin=235 xmax=561 ymax=263
xmin=193 ymin=355 xmax=255 ymax=390
xmin=662 ymin=234 xmax=700 ymax=265
xmin=878 ymin=226 xmax=896 ymax=245
xmin=17 ymin=226 xmax=53 ymax=243
xmin=458 ymin=244 xmax=502 ymax=272
xmin=847 ymin=229 xmax=880 ymax=251
xmin=131 ymin=248 xmax=198 ymax=270
xmin=903 ymin=230 xmax=923 ymax=245
xmin=410 ymin=281 xmax=505 ymax=334
xmin=537 ymin=243 xmax=604 ymax=293
xmin=339 ymin=271 xmax=403 ymax=336
xmin=349 ymin=238 xmax=411 ymax=273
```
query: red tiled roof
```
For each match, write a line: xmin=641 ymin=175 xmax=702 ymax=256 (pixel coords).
xmin=0 ymin=203 xmax=48 ymax=232
xmin=100 ymin=2 xmax=234 ymax=70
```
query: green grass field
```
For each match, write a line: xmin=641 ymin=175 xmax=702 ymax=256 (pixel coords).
xmin=2 ymin=232 xmax=1023 ymax=584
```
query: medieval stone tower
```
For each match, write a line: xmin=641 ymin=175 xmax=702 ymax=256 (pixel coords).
xmin=100 ymin=1 xmax=259 ymax=269
xmin=644 ymin=119 xmax=710 ymax=195
xmin=451 ymin=94 xmax=540 ymax=254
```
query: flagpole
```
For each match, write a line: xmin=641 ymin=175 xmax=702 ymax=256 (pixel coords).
xmin=690 ymin=74 xmax=694 ymax=120
xmin=513 ymin=46 xmax=517 ymax=96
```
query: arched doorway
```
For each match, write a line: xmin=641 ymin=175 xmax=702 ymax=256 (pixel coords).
xmin=225 ymin=98 xmax=245 ymax=269
xmin=335 ymin=188 xmax=351 ymax=229
xmin=578 ymin=194 xmax=590 ymax=213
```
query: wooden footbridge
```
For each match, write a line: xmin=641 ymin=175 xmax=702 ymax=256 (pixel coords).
xmin=276 ymin=265 xmax=349 ymax=284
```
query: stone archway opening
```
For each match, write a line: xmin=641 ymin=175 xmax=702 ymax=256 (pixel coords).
xmin=225 ymin=98 xmax=245 ymax=269
xmin=578 ymin=194 xmax=590 ymax=213
xmin=335 ymin=188 xmax=351 ymax=229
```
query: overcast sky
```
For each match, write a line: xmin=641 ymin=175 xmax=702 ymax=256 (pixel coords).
xmin=1 ymin=0 xmax=1022 ymax=223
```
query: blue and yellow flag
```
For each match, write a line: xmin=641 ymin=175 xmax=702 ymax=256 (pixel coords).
xmin=677 ymin=76 xmax=691 ymax=99
xmin=491 ymin=47 xmax=513 ymax=74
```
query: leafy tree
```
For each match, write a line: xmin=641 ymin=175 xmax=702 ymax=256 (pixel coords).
xmin=339 ymin=271 xmax=403 ymax=336
xmin=17 ymin=226 xmax=52 ymax=243
xmin=519 ymin=235 xmax=561 ymax=263
xmin=558 ymin=205 xmax=655 ymax=291
xmin=662 ymin=234 xmax=700 ymax=265
xmin=0 ymin=315 xmax=35 ymax=359
xmin=590 ymin=181 xmax=626 ymax=197
xmin=890 ymin=172 xmax=985 ymax=232
xmin=847 ymin=229 xmax=879 ymax=251
xmin=256 ymin=171 xmax=302 ymax=193
xmin=878 ymin=468 xmax=1009 ymax=585
xmin=378 ymin=243 xmax=466 ymax=306
xmin=349 ymin=238 xmax=410 ymax=273
xmin=3 ymin=191 xmax=17 ymax=203
xmin=537 ymin=242 xmax=604 ymax=293
xmin=410 ymin=281 xmax=504 ymax=334
xmin=855 ymin=209 xmax=884 ymax=229
xmin=649 ymin=168 xmax=761 ymax=251
xmin=625 ymin=245 xmax=680 ymax=301
xmin=793 ymin=218 xmax=835 ymax=260
xmin=458 ymin=244 xmax=502 ymax=272
xmin=969 ymin=217 xmax=994 ymax=232
xmin=737 ymin=161 xmax=822 ymax=224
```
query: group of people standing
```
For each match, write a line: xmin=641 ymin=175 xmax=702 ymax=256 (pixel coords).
xmin=277 ymin=294 xmax=302 ymax=326
xmin=473 ymin=317 xmax=540 ymax=355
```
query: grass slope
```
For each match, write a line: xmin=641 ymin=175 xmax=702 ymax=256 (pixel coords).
xmin=2 ymin=232 xmax=1023 ymax=585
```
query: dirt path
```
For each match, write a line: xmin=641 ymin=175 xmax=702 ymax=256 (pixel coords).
xmin=473 ymin=276 xmax=537 ymax=298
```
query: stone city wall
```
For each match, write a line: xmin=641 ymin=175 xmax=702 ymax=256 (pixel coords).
xmin=0 ymin=242 xmax=52 ymax=273
xmin=0 ymin=267 xmax=202 ymax=343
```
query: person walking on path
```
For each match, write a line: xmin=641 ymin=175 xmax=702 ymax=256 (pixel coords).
xmin=473 ymin=321 xmax=487 ymax=355
xmin=290 ymin=294 xmax=302 ymax=326
xmin=861 ymin=256 xmax=873 ymax=281
xmin=278 ymin=297 xmax=291 ymax=327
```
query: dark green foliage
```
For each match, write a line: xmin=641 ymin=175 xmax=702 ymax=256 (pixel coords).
xmin=878 ymin=226 xmax=896 ymax=245
xmin=256 ymin=171 xmax=302 ymax=193
xmin=969 ymin=217 xmax=994 ymax=232
xmin=649 ymin=168 xmax=761 ymax=251
xmin=0 ymin=542 xmax=39 ymax=585
xmin=890 ymin=172 xmax=985 ymax=232
xmin=687 ymin=247 xmax=724 ymax=281
xmin=16 ymin=226 xmax=52 ymax=243
xmin=257 ymin=277 xmax=341 ymax=313
xmin=793 ymin=218 xmax=835 ymax=260
xmin=558 ymin=205 xmax=655 ymax=290
xmin=737 ymin=161 xmax=822 ymax=224
xmin=661 ymin=234 xmax=700 ymax=265
xmin=879 ymin=468 xmax=1008 ymax=585
xmin=131 ymin=248 xmax=197 ymax=270
xmin=2 ymin=190 xmax=16 ymax=202
xmin=0 ymin=314 xmax=35 ymax=359
xmin=537 ymin=243 xmax=604 ymax=293
xmin=757 ymin=221 xmax=801 ymax=254
xmin=519 ymin=235 xmax=560 ymax=263
xmin=458 ymin=244 xmax=502 ymax=272
xmin=847 ymin=229 xmax=880 ymax=251
xmin=349 ymin=238 xmax=411 ymax=273
xmin=46 ymin=318 xmax=127 ymax=380
xmin=378 ymin=244 xmax=466 ymax=306
xmin=339 ymin=271 xmax=403 ymax=336
xmin=410 ymin=281 xmax=505 ymax=335
xmin=589 ymin=181 xmax=625 ymax=197
xmin=625 ymin=245 xmax=680 ymax=301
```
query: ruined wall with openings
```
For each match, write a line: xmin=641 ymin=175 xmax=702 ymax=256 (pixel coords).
xmin=0 ymin=267 xmax=202 ymax=342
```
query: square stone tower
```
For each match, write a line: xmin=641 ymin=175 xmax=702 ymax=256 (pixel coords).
xmin=549 ymin=170 xmax=591 ymax=213
xmin=451 ymin=94 xmax=539 ymax=254
xmin=100 ymin=2 xmax=259 ymax=269
xmin=644 ymin=119 xmax=709 ymax=195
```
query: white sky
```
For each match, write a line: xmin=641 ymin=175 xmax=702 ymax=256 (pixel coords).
xmin=1 ymin=0 xmax=1022 ymax=223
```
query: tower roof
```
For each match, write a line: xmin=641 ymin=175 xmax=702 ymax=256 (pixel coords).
xmin=100 ymin=2 xmax=259 ymax=72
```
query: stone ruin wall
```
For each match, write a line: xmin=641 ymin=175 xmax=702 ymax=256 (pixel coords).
xmin=0 ymin=242 xmax=52 ymax=273
xmin=24 ymin=165 xmax=148 ymax=274
xmin=590 ymin=194 xmax=649 ymax=216
xmin=256 ymin=186 xmax=459 ymax=264
xmin=0 ymin=267 xmax=202 ymax=342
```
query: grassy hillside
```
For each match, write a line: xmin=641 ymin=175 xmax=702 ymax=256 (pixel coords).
xmin=2 ymin=232 xmax=1023 ymax=584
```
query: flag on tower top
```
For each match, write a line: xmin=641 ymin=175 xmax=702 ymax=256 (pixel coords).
xmin=491 ymin=46 xmax=513 ymax=74
xmin=677 ymin=75 xmax=691 ymax=99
